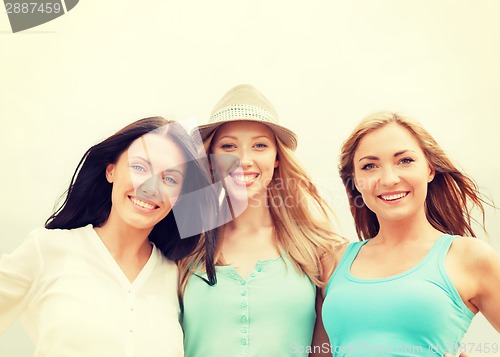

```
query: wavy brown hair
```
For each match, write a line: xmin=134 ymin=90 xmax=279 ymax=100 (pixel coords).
xmin=339 ymin=111 xmax=488 ymax=241
xmin=179 ymin=131 xmax=346 ymax=295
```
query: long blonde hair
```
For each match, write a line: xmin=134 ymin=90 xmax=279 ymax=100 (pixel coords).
xmin=179 ymin=130 xmax=345 ymax=294
xmin=339 ymin=111 xmax=488 ymax=240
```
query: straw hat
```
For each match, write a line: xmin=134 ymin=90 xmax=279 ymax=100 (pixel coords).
xmin=195 ymin=84 xmax=298 ymax=150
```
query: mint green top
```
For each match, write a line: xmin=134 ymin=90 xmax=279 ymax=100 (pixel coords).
xmin=182 ymin=254 xmax=316 ymax=357
xmin=322 ymin=234 xmax=475 ymax=356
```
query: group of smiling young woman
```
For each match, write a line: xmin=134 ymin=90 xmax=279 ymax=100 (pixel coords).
xmin=1 ymin=84 xmax=499 ymax=357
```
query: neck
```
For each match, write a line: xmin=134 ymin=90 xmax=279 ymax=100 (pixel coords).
xmin=94 ymin=213 xmax=153 ymax=260
xmin=226 ymin=194 xmax=274 ymax=232
xmin=374 ymin=209 xmax=442 ymax=245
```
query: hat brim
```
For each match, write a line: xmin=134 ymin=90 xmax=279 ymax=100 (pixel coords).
xmin=193 ymin=118 xmax=298 ymax=150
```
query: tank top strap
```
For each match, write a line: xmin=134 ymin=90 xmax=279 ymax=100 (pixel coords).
xmin=434 ymin=233 xmax=455 ymax=261
xmin=417 ymin=234 xmax=455 ymax=271
xmin=429 ymin=234 xmax=475 ymax=319
xmin=325 ymin=240 xmax=369 ymax=296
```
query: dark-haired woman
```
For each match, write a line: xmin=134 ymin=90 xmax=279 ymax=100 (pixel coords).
xmin=0 ymin=117 xmax=217 ymax=356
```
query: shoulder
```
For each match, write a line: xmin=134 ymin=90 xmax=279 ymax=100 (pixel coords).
xmin=15 ymin=226 xmax=71 ymax=248
xmin=448 ymin=236 xmax=500 ymax=272
xmin=449 ymin=236 xmax=496 ymax=259
xmin=318 ymin=235 xmax=353 ymax=270
xmin=29 ymin=225 xmax=94 ymax=239
xmin=0 ymin=226 xmax=89 ymax=269
xmin=155 ymin=248 xmax=180 ymax=276
xmin=156 ymin=250 xmax=178 ymax=268
xmin=320 ymin=240 xmax=353 ymax=295
xmin=20 ymin=225 xmax=96 ymax=257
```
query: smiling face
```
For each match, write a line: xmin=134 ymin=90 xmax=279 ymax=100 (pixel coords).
xmin=105 ymin=133 xmax=187 ymax=231
xmin=353 ymin=123 xmax=435 ymax=225
xmin=211 ymin=121 xmax=278 ymax=203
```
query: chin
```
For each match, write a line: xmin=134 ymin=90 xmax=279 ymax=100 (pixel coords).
xmin=378 ymin=210 xmax=415 ymax=223
xmin=125 ymin=215 xmax=163 ymax=231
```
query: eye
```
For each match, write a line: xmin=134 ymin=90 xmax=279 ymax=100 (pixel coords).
xmin=399 ymin=157 xmax=415 ymax=165
xmin=361 ymin=163 xmax=376 ymax=171
xmin=220 ymin=143 xmax=236 ymax=150
xmin=254 ymin=143 xmax=268 ymax=149
xmin=131 ymin=164 xmax=147 ymax=172
xmin=162 ymin=174 xmax=179 ymax=185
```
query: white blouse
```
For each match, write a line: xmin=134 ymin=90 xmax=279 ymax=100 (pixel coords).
xmin=0 ymin=225 xmax=184 ymax=357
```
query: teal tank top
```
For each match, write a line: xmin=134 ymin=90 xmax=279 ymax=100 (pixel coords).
xmin=182 ymin=254 xmax=316 ymax=357
xmin=322 ymin=235 xmax=475 ymax=356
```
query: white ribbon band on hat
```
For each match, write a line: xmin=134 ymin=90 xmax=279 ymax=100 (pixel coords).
xmin=210 ymin=104 xmax=275 ymax=124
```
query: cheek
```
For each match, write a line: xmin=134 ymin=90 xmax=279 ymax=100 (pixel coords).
xmin=130 ymin=173 xmax=148 ymax=191
xmin=110 ymin=172 xmax=134 ymax=197
xmin=415 ymin=175 xmax=430 ymax=195
xmin=214 ymin=161 xmax=229 ymax=176
xmin=211 ymin=154 xmax=239 ymax=177
xmin=263 ymin=152 xmax=278 ymax=169
xmin=161 ymin=184 xmax=183 ymax=203
xmin=410 ymin=169 xmax=431 ymax=189
xmin=354 ymin=174 xmax=375 ymax=194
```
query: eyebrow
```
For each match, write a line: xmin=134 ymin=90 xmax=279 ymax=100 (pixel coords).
xmin=129 ymin=156 xmax=185 ymax=177
xmin=163 ymin=168 xmax=185 ymax=177
xmin=217 ymin=135 xmax=273 ymax=141
xmin=129 ymin=155 xmax=151 ymax=165
xmin=358 ymin=150 xmax=415 ymax=162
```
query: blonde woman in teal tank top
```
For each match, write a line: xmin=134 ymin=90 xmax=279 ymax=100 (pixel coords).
xmin=320 ymin=112 xmax=500 ymax=357
xmin=178 ymin=85 xmax=345 ymax=357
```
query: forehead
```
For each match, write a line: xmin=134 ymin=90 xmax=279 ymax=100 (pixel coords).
xmin=355 ymin=123 xmax=423 ymax=158
xmin=214 ymin=121 xmax=275 ymax=140
xmin=127 ymin=133 xmax=187 ymax=171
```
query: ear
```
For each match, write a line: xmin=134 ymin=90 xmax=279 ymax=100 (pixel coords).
xmin=274 ymin=159 xmax=279 ymax=168
xmin=427 ymin=164 xmax=435 ymax=183
xmin=105 ymin=163 xmax=116 ymax=183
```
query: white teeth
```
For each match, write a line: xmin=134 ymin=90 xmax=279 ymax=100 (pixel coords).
xmin=233 ymin=174 xmax=257 ymax=182
xmin=130 ymin=197 xmax=156 ymax=210
xmin=381 ymin=192 xmax=407 ymax=201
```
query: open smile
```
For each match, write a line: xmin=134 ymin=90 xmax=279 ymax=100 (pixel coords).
xmin=129 ymin=196 xmax=160 ymax=211
xmin=229 ymin=172 xmax=260 ymax=186
xmin=378 ymin=191 xmax=409 ymax=202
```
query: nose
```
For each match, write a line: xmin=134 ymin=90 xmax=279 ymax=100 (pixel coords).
xmin=239 ymin=150 xmax=254 ymax=167
xmin=379 ymin=166 xmax=400 ymax=186
xmin=137 ymin=174 xmax=161 ymax=198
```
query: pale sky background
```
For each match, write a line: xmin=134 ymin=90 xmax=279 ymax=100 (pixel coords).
xmin=1 ymin=1 xmax=499 ymax=355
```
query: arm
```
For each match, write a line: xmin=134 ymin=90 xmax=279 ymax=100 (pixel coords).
xmin=309 ymin=243 xmax=349 ymax=357
xmin=468 ymin=240 xmax=500 ymax=331
xmin=309 ymin=289 xmax=332 ymax=357
xmin=0 ymin=230 xmax=42 ymax=333
xmin=448 ymin=237 xmax=500 ymax=332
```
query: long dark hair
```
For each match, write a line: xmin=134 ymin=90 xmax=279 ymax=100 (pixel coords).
xmin=45 ymin=116 xmax=219 ymax=269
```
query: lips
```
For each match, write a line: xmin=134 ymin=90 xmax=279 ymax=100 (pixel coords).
xmin=229 ymin=172 xmax=260 ymax=186
xmin=378 ymin=191 xmax=409 ymax=202
xmin=129 ymin=196 xmax=160 ymax=211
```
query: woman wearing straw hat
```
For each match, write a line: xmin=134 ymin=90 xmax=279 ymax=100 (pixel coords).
xmin=179 ymin=84 xmax=345 ymax=357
